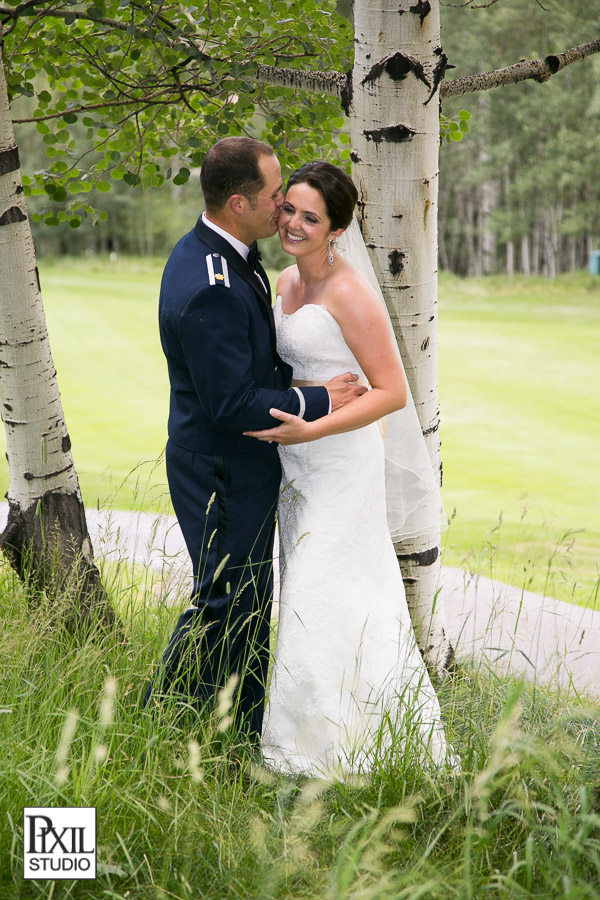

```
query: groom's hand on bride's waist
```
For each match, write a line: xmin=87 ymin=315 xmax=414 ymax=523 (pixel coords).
xmin=325 ymin=373 xmax=368 ymax=411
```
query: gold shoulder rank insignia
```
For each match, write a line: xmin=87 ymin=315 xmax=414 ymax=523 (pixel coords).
xmin=206 ymin=253 xmax=231 ymax=288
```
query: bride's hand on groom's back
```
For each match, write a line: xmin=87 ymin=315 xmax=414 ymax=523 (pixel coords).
xmin=324 ymin=372 xmax=368 ymax=411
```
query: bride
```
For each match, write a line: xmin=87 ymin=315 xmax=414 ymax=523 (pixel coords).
xmin=245 ymin=161 xmax=453 ymax=778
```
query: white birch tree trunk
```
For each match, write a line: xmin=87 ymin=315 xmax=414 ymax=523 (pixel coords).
xmin=0 ymin=45 xmax=113 ymax=627
xmin=521 ymin=232 xmax=531 ymax=275
xmin=504 ymin=167 xmax=514 ymax=277
xmin=349 ymin=0 xmax=453 ymax=674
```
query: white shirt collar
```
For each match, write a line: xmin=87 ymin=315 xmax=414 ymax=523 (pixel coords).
xmin=202 ymin=212 xmax=249 ymax=262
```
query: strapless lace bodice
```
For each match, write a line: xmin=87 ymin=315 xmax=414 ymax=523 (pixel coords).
xmin=274 ymin=296 xmax=366 ymax=383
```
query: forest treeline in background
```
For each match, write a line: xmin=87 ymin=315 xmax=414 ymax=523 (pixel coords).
xmin=13 ymin=0 xmax=600 ymax=276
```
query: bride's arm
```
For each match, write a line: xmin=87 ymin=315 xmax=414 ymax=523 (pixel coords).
xmin=245 ymin=273 xmax=407 ymax=445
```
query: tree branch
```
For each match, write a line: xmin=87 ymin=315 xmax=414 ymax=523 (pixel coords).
xmin=254 ymin=63 xmax=345 ymax=97
xmin=440 ymin=38 xmax=600 ymax=100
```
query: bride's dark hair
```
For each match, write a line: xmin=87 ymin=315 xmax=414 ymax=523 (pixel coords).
xmin=286 ymin=161 xmax=358 ymax=230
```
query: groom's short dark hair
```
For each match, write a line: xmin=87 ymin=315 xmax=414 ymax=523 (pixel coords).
xmin=201 ymin=137 xmax=275 ymax=212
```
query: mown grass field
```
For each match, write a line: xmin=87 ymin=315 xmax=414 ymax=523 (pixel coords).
xmin=438 ymin=271 xmax=599 ymax=607
xmin=0 ymin=259 xmax=598 ymax=606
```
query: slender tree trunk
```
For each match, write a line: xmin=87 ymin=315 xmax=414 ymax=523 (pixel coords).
xmin=504 ymin=166 xmax=514 ymax=277
xmin=0 ymin=45 xmax=114 ymax=629
xmin=466 ymin=196 xmax=478 ymax=276
xmin=349 ymin=0 xmax=453 ymax=674
xmin=521 ymin=230 xmax=531 ymax=276
xmin=506 ymin=240 xmax=514 ymax=277
xmin=543 ymin=209 xmax=557 ymax=278
xmin=532 ymin=217 xmax=541 ymax=274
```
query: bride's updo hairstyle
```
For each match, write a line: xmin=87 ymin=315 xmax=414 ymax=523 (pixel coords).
xmin=286 ymin=161 xmax=358 ymax=230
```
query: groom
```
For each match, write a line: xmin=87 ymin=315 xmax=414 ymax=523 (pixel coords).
xmin=146 ymin=137 xmax=364 ymax=742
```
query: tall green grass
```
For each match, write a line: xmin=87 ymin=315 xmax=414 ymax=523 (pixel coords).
xmin=2 ymin=557 xmax=600 ymax=899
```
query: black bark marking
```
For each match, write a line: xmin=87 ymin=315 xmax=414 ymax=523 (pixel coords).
xmin=410 ymin=1 xmax=431 ymax=24
xmin=421 ymin=336 xmax=430 ymax=351
xmin=388 ymin=250 xmax=406 ymax=275
xmin=423 ymin=421 xmax=439 ymax=437
xmin=0 ymin=338 xmax=34 ymax=348
xmin=397 ymin=546 xmax=439 ymax=566
xmin=35 ymin=266 xmax=41 ymax=293
xmin=392 ymin=213 xmax=404 ymax=219
xmin=16 ymin=184 xmax=23 ymax=195
xmin=364 ymin=124 xmax=416 ymax=144
xmin=0 ymin=146 xmax=20 ymax=176
xmin=0 ymin=206 xmax=27 ymax=226
xmin=3 ymin=403 xmax=13 ymax=411
xmin=544 ymin=54 xmax=562 ymax=75
xmin=23 ymin=463 xmax=73 ymax=481
xmin=341 ymin=70 xmax=353 ymax=114
xmin=350 ymin=151 xmax=361 ymax=163
xmin=425 ymin=48 xmax=450 ymax=105
xmin=362 ymin=51 xmax=430 ymax=90
xmin=442 ymin=644 xmax=456 ymax=672
xmin=62 ymin=433 xmax=71 ymax=453
xmin=356 ymin=197 xmax=366 ymax=230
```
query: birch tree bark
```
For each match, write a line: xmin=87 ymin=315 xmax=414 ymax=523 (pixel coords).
xmin=521 ymin=231 xmax=531 ymax=275
xmin=349 ymin=0 xmax=453 ymax=674
xmin=0 ymin=44 xmax=113 ymax=628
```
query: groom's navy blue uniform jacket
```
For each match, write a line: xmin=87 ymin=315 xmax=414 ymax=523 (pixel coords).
xmin=160 ymin=217 xmax=328 ymax=452
xmin=150 ymin=216 xmax=329 ymax=738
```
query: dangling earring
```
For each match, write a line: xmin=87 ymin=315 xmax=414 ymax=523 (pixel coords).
xmin=327 ymin=238 xmax=335 ymax=266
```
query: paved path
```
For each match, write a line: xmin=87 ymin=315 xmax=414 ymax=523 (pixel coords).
xmin=2 ymin=504 xmax=599 ymax=698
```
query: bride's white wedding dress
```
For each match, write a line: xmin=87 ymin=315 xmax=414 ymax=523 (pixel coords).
xmin=261 ymin=296 xmax=452 ymax=778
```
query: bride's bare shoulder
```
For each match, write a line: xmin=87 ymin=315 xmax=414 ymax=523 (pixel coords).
xmin=276 ymin=264 xmax=298 ymax=296
xmin=329 ymin=259 xmax=380 ymax=309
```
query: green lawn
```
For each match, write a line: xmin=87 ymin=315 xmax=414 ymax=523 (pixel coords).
xmin=438 ymin=272 xmax=600 ymax=607
xmin=0 ymin=260 xmax=598 ymax=606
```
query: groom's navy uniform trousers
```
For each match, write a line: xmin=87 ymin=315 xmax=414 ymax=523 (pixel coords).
xmin=146 ymin=217 xmax=329 ymax=740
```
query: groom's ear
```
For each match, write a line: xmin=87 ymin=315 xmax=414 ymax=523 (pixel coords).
xmin=229 ymin=194 xmax=246 ymax=216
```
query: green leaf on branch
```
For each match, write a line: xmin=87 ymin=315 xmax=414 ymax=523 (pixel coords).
xmin=173 ymin=168 xmax=191 ymax=185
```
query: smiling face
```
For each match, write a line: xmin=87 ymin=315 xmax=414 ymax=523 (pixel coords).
xmin=278 ymin=182 xmax=341 ymax=261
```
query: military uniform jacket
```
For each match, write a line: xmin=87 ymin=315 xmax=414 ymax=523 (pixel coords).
xmin=159 ymin=216 xmax=330 ymax=455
